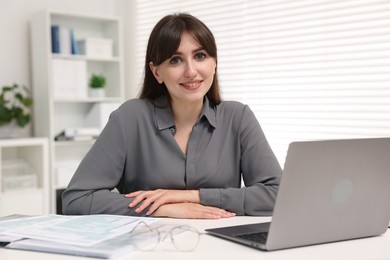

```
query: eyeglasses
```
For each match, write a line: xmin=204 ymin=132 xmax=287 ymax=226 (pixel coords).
xmin=128 ymin=221 xmax=202 ymax=252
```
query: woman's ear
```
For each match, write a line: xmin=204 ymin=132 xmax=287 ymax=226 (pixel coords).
xmin=149 ymin=62 xmax=163 ymax=84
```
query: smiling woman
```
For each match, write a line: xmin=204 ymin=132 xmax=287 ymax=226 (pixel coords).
xmin=62 ymin=13 xmax=282 ymax=219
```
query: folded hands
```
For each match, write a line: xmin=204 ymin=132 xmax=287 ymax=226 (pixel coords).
xmin=124 ymin=189 xmax=235 ymax=219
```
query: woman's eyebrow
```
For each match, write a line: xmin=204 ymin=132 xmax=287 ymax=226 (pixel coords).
xmin=192 ymin=47 xmax=205 ymax=53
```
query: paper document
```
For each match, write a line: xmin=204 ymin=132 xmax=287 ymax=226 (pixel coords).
xmin=0 ymin=214 xmax=159 ymax=259
xmin=6 ymin=233 xmax=140 ymax=259
xmin=0 ymin=214 xmax=156 ymax=246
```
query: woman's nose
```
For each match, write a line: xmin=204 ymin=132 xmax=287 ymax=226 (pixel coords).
xmin=184 ymin=61 xmax=197 ymax=78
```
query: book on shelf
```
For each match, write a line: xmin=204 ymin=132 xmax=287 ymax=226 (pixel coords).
xmin=59 ymin=26 xmax=71 ymax=55
xmin=70 ymin=28 xmax=79 ymax=55
xmin=54 ymin=127 xmax=101 ymax=141
xmin=63 ymin=127 xmax=101 ymax=137
xmin=55 ymin=135 xmax=96 ymax=142
xmin=51 ymin=25 xmax=60 ymax=53
xmin=50 ymin=25 xmax=79 ymax=55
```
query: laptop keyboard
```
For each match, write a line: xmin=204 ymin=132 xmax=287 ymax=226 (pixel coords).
xmin=235 ymin=231 xmax=268 ymax=244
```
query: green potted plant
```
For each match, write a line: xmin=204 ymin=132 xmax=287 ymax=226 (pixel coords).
xmin=0 ymin=83 xmax=33 ymax=138
xmin=0 ymin=83 xmax=33 ymax=127
xmin=89 ymin=73 xmax=106 ymax=98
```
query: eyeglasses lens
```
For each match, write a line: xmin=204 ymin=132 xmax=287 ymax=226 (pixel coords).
xmin=170 ymin=226 xmax=200 ymax=251
xmin=130 ymin=223 xmax=160 ymax=251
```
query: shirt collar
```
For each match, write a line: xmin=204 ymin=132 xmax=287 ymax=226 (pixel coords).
xmin=154 ymin=95 xmax=216 ymax=131
xmin=202 ymin=96 xmax=216 ymax=128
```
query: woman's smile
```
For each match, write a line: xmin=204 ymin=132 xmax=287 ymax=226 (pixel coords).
xmin=180 ymin=80 xmax=203 ymax=90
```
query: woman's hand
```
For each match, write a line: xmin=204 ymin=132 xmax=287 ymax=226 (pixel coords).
xmin=124 ymin=189 xmax=200 ymax=215
xmin=153 ymin=203 xmax=236 ymax=219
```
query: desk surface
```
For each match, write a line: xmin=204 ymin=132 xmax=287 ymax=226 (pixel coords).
xmin=1 ymin=216 xmax=390 ymax=260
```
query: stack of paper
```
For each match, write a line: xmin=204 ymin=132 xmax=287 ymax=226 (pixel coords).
xmin=0 ymin=214 xmax=158 ymax=259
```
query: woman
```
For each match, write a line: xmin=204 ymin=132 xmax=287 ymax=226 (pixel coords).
xmin=62 ymin=13 xmax=282 ymax=219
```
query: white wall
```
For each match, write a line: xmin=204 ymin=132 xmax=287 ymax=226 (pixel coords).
xmin=0 ymin=0 xmax=119 ymax=87
xmin=0 ymin=0 xmax=119 ymax=136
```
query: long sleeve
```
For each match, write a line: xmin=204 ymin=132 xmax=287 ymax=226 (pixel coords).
xmin=62 ymin=110 xmax=139 ymax=215
xmin=199 ymin=104 xmax=282 ymax=216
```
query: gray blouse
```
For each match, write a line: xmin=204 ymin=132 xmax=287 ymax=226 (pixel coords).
xmin=62 ymin=96 xmax=282 ymax=216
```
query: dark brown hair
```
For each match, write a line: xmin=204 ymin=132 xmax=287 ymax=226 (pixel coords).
xmin=138 ymin=13 xmax=222 ymax=105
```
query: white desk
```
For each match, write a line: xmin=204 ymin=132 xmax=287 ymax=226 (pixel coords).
xmin=1 ymin=216 xmax=389 ymax=260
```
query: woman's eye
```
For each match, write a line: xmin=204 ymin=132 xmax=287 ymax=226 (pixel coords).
xmin=195 ymin=52 xmax=207 ymax=60
xmin=169 ymin=56 xmax=182 ymax=64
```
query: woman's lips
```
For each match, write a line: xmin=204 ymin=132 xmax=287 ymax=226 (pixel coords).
xmin=180 ymin=80 xmax=203 ymax=90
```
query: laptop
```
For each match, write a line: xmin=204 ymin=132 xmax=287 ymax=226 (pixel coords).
xmin=206 ymin=138 xmax=390 ymax=251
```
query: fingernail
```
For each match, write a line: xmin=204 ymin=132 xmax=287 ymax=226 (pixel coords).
xmin=129 ymin=203 xmax=134 ymax=207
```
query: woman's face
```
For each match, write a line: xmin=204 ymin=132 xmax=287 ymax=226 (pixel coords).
xmin=150 ymin=32 xmax=216 ymax=106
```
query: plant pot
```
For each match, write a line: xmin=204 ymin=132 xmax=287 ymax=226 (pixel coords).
xmin=89 ymin=88 xmax=105 ymax=98
xmin=0 ymin=121 xmax=21 ymax=139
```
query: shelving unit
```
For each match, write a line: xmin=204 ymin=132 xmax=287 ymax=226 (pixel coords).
xmin=0 ymin=138 xmax=49 ymax=216
xmin=30 ymin=10 xmax=125 ymax=213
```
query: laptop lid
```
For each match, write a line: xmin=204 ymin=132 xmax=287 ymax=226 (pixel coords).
xmin=207 ymin=138 xmax=390 ymax=251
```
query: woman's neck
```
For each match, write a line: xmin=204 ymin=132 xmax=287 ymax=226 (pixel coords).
xmin=170 ymin=98 xmax=204 ymax=155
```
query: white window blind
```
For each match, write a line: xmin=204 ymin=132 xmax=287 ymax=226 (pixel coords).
xmin=131 ymin=0 xmax=390 ymax=165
